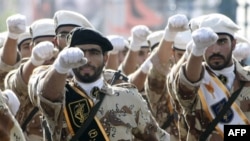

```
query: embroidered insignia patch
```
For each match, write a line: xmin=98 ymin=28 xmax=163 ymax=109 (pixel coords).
xmin=68 ymin=99 xmax=90 ymax=128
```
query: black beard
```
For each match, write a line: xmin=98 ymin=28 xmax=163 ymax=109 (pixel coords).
xmin=207 ymin=52 xmax=232 ymax=70
xmin=72 ymin=64 xmax=104 ymax=83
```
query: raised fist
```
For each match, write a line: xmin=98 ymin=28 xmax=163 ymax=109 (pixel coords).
xmin=129 ymin=25 xmax=151 ymax=51
xmin=6 ymin=14 xmax=26 ymax=39
xmin=191 ymin=27 xmax=218 ymax=56
xmin=31 ymin=41 xmax=58 ymax=66
xmin=107 ymin=35 xmax=128 ymax=54
xmin=164 ymin=14 xmax=189 ymax=41
xmin=53 ymin=47 xmax=88 ymax=74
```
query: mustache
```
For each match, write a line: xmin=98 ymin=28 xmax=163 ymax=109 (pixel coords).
xmin=79 ymin=64 xmax=95 ymax=70
xmin=209 ymin=54 xmax=224 ymax=60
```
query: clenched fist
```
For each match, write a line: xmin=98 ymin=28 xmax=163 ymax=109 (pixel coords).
xmin=53 ymin=47 xmax=88 ymax=74
xmin=6 ymin=14 xmax=26 ymax=39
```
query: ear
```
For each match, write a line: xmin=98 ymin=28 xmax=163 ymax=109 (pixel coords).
xmin=103 ymin=52 xmax=108 ymax=63
xmin=53 ymin=37 xmax=59 ymax=47
xmin=232 ymin=38 xmax=237 ymax=50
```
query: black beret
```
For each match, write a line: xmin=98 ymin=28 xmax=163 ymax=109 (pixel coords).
xmin=67 ymin=27 xmax=113 ymax=52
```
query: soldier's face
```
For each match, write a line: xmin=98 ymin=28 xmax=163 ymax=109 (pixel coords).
xmin=72 ymin=44 xmax=107 ymax=83
xmin=204 ymin=34 xmax=236 ymax=70
xmin=55 ymin=26 xmax=77 ymax=51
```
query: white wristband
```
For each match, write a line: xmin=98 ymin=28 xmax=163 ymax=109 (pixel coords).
xmin=191 ymin=48 xmax=206 ymax=57
xmin=164 ymin=29 xmax=177 ymax=42
xmin=30 ymin=57 xmax=44 ymax=66
xmin=8 ymin=32 xmax=19 ymax=40
xmin=53 ymin=60 xmax=70 ymax=74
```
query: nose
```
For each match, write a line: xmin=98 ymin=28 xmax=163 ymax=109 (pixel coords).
xmin=211 ymin=44 xmax=221 ymax=53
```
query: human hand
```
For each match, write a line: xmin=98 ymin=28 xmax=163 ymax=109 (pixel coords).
xmin=6 ymin=14 xmax=26 ymax=39
xmin=191 ymin=27 xmax=218 ymax=56
xmin=31 ymin=41 xmax=58 ymax=66
xmin=164 ymin=14 xmax=189 ymax=41
xmin=107 ymin=35 xmax=128 ymax=54
xmin=53 ymin=47 xmax=88 ymax=74
xmin=129 ymin=25 xmax=151 ymax=51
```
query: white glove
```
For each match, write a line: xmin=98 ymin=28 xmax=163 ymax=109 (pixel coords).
xmin=3 ymin=89 xmax=20 ymax=116
xmin=31 ymin=41 xmax=58 ymax=66
xmin=107 ymin=35 xmax=127 ymax=54
xmin=6 ymin=14 xmax=26 ymax=39
xmin=129 ymin=25 xmax=151 ymax=52
xmin=140 ymin=57 xmax=152 ymax=74
xmin=53 ymin=47 xmax=88 ymax=74
xmin=233 ymin=42 xmax=250 ymax=61
xmin=191 ymin=27 xmax=218 ymax=56
xmin=164 ymin=14 xmax=189 ymax=41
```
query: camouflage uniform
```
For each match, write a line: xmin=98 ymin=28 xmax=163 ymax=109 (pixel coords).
xmin=144 ymin=54 xmax=187 ymax=141
xmin=0 ymin=48 xmax=21 ymax=90
xmin=0 ymin=90 xmax=26 ymax=141
xmin=28 ymin=66 xmax=170 ymax=141
xmin=4 ymin=63 xmax=44 ymax=141
xmin=167 ymin=59 xmax=250 ymax=141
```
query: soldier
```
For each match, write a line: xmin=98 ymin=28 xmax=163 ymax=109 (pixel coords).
xmin=0 ymin=14 xmax=26 ymax=90
xmin=0 ymin=89 xmax=25 ymax=141
xmin=119 ymin=25 xmax=151 ymax=75
xmin=127 ymin=30 xmax=164 ymax=92
xmin=106 ymin=35 xmax=129 ymax=70
xmin=28 ymin=27 xmax=170 ymax=141
xmin=4 ymin=18 xmax=56 ymax=141
xmin=53 ymin=10 xmax=94 ymax=51
xmin=145 ymin=14 xmax=191 ymax=141
xmin=167 ymin=13 xmax=250 ymax=140
xmin=17 ymin=27 xmax=32 ymax=59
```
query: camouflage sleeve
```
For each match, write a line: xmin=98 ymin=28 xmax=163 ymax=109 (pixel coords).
xmin=0 ymin=48 xmax=21 ymax=72
xmin=28 ymin=66 xmax=65 ymax=140
xmin=112 ymin=85 xmax=170 ymax=141
xmin=38 ymin=95 xmax=65 ymax=140
xmin=4 ymin=65 xmax=27 ymax=101
xmin=144 ymin=65 xmax=169 ymax=126
xmin=171 ymin=64 xmax=203 ymax=111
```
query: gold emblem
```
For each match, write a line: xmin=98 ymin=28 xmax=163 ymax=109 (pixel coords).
xmin=69 ymin=99 xmax=90 ymax=127
xmin=88 ymin=129 xmax=98 ymax=138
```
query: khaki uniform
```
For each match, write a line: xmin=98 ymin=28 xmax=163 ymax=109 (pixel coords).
xmin=144 ymin=55 xmax=187 ymax=141
xmin=0 ymin=48 xmax=21 ymax=90
xmin=4 ymin=64 xmax=44 ymax=141
xmin=167 ymin=60 xmax=250 ymax=141
xmin=0 ymin=90 xmax=25 ymax=141
xmin=29 ymin=66 xmax=170 ymax=141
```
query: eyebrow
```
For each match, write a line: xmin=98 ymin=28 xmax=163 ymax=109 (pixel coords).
xmin=57 ymin=31 xmax=69 ymax=34
xmin=217 ymin=38 xmax=228 ymax=42
xmin=80 ymin=48 xmax=102 ymax=52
